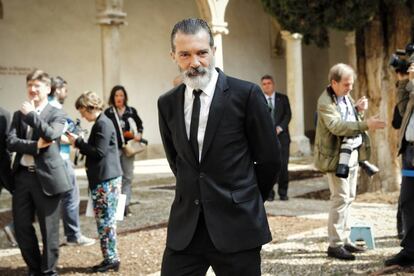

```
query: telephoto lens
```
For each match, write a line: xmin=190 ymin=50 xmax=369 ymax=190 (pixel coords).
xmin=336 ymin=138 xmax=353 ymax=178
xmin=359 ymin=160 xmax=379 ymax=177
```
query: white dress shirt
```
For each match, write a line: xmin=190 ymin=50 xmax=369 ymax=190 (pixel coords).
xmin=337 ymin=95 xmax=362 ymax=149
xmin=184 ymin=69 xmax=219 ymax=161
xmin=20 ymin=101 xmax=49 ymax=167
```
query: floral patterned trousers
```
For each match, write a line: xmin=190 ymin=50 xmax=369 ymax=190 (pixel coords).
xmin=91 ymin=176 xmax=122 ymax=262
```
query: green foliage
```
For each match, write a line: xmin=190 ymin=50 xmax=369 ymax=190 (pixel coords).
xmin=260 ymin=0 xmax=401 ymax=47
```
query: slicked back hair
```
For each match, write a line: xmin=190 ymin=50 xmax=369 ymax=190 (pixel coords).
xmin=170 ymin=18 xmax=214 ymax=52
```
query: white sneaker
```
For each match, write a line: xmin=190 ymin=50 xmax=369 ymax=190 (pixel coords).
xmin=66 ymin=235 xmax=95 ymax=246
xmin=4 ymin=224 xmax=18 ymax=247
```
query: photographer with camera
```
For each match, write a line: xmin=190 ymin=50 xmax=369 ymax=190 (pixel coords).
xmin=49 ymin=76 xmax=95 ymax=247
xmin=314 ymin=63 xmax=386 ymax=261
xmin=385 ymin=52 xmax=414 ymax=267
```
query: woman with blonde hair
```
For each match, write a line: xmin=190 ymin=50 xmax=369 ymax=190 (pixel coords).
xmin=67 ymin=91 xmax=122 ymax=272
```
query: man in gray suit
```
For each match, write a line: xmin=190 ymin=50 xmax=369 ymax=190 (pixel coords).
xmin=7 ymin=69 xmax=72 ymax=276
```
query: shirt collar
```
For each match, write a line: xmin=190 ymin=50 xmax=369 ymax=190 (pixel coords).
xmin=264 ymin=92 xmax=275 ymax=100
xmin=36 ymin=100 xmax=49 ymax=114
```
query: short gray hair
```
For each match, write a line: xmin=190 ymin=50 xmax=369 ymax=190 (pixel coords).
xmin=328 ymin=63 xmax=356 ymax=83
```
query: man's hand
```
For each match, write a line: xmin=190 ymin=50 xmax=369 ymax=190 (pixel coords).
xmin=355 ymin=96 xmax=368 ymax=112
xmin=37 ymin=137 xmax=53 ymax=149
xmin=276 ymin=126 xmax=282 ymax=135
xmin=20 ymin=100 xmax=35 ymax=115
xmin=397 ymin=72 xmax=409 ymax=81
xmin=366 ymin=114 xmax=386 ymax=131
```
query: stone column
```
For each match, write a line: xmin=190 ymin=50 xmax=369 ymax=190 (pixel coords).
xmin=211 ymin=23 xmax=228 ymax=70
xmin=345 ymin=31 xmax=357 ymax=70
xmin=196 ymin=0 xmax=229 ymax=70
xmin=96 ymin=0 xmax=126 ymax=100
xmin=281 ymin=31 xmax=311 ymax=157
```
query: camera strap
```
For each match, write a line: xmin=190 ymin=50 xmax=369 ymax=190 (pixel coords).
xmin=113 ymin=107 xmax=126 ymax=146
xmin=402 ymin=169 xmax=414 ymax=177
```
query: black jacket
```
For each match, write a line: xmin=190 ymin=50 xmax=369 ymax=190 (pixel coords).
xmin=158 ymin=69 xmax=281 ymax=253
xmin=104 ymin=106 xmax=143 ymax=148
xmin=75 ymin=112 xmax=122 ymax=190
xmin=0 ymin=107 xmax=12 ymax=192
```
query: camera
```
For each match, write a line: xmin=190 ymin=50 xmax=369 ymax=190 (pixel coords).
xmin=66 ymin=118 xmax=88 ymax=136
xmin=336 ymin=138 xmax=353 ymax=178
xmin=336 ymin=138 xmax=379 ymax=178
xmin=359 ymin=160 xmax=379 ymax=177
xmin=389 ymin=42 xmax=414 ymax=73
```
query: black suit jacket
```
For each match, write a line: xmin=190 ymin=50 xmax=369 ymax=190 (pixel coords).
xmin=75 ymin=112 xmax=122 ymax=190
xmin=158 ymin=69 xmax=281 ymax=253
xmin=0 ymin=107 xmax=12 ymax=192
xmin=271 ymin=92 xmax=291 ymax=143
xmin=7 ymin=104 xmax=72 ymax=195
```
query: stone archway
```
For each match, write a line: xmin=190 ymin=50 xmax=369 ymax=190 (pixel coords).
xmin=196 ymin=0 xmax=229 ymax=70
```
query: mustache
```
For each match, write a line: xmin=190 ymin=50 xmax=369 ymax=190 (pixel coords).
xmin=185 ymin=66 xmax=207 ymax=77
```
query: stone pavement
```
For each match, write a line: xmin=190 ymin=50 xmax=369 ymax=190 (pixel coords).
xmin=0 ymin=158 xmax=403 ymax=275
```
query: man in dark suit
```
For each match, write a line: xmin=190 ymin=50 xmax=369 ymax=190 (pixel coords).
xmin=158 ymin=18 xmax=281 ymax=276
xmin=0 ymin=106 xmax=12 ymax=193
xmin=261 ymin=75 xmax=291 ymax=201
xmin=7 ymin=69 xmax=72 ymax=276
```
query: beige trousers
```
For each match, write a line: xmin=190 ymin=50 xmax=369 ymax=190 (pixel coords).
xmin=326 ymin=149 xmax=359 ymax=247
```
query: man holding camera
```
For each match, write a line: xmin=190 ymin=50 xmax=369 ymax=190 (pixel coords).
xmin=314 ymin=63 xmax=385 ymax=260
xmin=385 ymin=63 xmax=414 ymax=267
xmin=49 ymin=76 xmax=95 ymax=247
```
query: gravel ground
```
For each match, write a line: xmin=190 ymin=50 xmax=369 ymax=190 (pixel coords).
xmin=0 ymin=164 xmax=408 ymax=275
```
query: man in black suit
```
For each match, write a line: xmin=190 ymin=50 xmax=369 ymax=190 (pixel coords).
xmin=0 ymin=106 xmax=12 ymax=193
xmin=158 ymin=18 xmax=281 ymax=276
xmin=261 ymin=75 xmax=291 ymax=201
xmin=7 ymin=69 xmax=72 ymax=276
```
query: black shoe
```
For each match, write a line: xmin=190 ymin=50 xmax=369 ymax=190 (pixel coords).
xmin=280 ymin=195 xmax=289 ymax=201
xmin=398 ymin=232 xmax=404 ymax=240
xmin=385 ymin=251 xmax=414 ymax=267
xmin=267 ymin=190 xmax=275 ymax=202
xmin=327 ymin=246 xmax=355 ymax=260
xmin=344 ymin=243 xmax=366 ymax=253
xmin=92 ymin=260 xmax=120 ymax=273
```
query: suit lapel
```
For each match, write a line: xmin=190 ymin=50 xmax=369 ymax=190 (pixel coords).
xmin=175 ymin=85 xmax=199 ymax=166
xmin=200 ymin=69 xmax=229 ymax=162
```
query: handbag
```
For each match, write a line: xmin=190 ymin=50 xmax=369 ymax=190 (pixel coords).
xmin=123 ymin=139 xmax=146 ymax=157
xmin=113 ymin=107 xmax=146 ymax=157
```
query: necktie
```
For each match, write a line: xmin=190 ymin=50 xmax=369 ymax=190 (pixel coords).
xmin=267 ymin=97 xmax=275 ymax=124
xmin=190 ymin=89 xmax=202 ymax=162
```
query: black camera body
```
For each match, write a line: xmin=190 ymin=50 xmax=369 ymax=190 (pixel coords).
xmin=390 ymin=42 xmax=414 ymax=73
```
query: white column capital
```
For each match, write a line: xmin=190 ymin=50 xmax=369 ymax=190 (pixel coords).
xmin=281 ymin=30 xmax=303 ymax=41
xmin=211 ymin=23 xmax=229 ymax=35
xmin=96 ymin=0 xmax=127 ymax=25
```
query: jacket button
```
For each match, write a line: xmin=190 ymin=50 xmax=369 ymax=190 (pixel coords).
xmin=194 ymin=199 xmax=200 ymax=205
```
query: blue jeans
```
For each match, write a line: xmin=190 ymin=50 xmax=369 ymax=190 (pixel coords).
xmin=61 ymin=159 xmax=81 ymax=241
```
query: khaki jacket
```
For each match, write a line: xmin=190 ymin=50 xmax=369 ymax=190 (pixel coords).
xmin=314 ymin=87 xmax=371 ymax=172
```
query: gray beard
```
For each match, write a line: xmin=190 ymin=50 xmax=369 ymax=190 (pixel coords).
xmin=180 ymin=62 xmax=215 ymax=90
